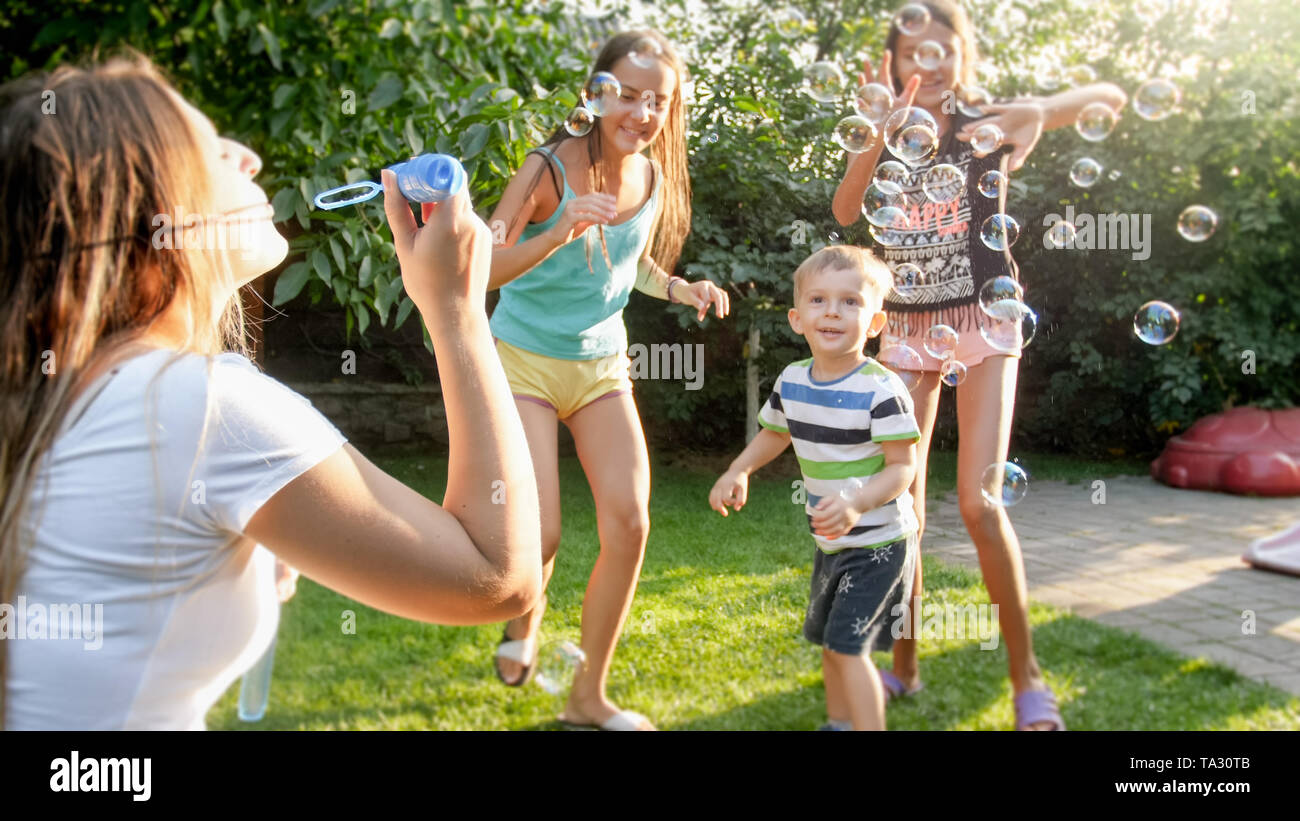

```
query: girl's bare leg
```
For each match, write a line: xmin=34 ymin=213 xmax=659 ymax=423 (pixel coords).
xmin=955 ymin=354 xmax=1053 ymax=729
xmin=891 ymin=371 xmax=942 ymax=689
xmin=561 ymin=393 xmax=654 ymax=729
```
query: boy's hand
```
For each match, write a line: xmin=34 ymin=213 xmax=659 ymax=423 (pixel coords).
xmin=810 ymin=481 xmax=864 ymax=541
xmin=709 ymin=470 xmax=749 ymax=516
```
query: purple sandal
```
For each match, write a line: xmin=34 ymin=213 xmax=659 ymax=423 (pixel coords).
xmin=880 ymin=669 xmax=924 ymax=703
xmin=1014 ymin=688 xmax=1066 ymax=731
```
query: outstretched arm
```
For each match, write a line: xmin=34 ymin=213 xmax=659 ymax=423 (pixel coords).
xmin=958 ymin=83 xmax=1129 ymax=171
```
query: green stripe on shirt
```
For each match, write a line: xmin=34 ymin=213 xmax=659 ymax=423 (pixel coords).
xmin=796 ymin=453 xmax=885 ymax=480
xmin=758 ymin=418 xmax=788 ymax=434
xmin=874 ymin=432 xmax=920 ymax=442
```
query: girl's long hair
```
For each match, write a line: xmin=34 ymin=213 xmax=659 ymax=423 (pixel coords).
xmin=0 ymin=52 xmax=251 ymax=727
xmin=885 ymin=0 xmax=981 ymax=97
xmin=509 ymin=29 xmax=692 ymax=275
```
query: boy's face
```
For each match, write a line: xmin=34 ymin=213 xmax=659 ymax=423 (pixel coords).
xmin=788 ymin=267 xmax=888 ymax=359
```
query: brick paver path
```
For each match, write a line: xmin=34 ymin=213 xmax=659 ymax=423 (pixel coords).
xmin=923 ymin=475 xmax=1300 ymax=695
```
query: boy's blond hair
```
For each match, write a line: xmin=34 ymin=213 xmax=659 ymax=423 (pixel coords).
xmin=792 ymin=245 xmax=892 ymax=304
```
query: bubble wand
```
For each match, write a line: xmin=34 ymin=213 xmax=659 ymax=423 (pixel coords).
xmin=314 ymin=153 xmax=467 ymax=210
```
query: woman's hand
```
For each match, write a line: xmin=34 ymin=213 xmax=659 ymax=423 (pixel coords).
xmin=856 ymin=51 xmax=923 ymax=134
xmin=957 ymin=102 xmax=1046 ymax=171
xmin=274 ymin=559 xmax=300 ymax=603
xmin=677 ymin=279 xmax=730 ymax=321
xmin=709 ymin=470 xmax=749 ymax=516
xmin=381 ymin=169 xmax=492 ymax=317
xmin=545 ymin=192 xmax=619 ymax=247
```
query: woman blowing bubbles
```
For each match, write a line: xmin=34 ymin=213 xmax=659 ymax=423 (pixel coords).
xmin=0 ymin=54 xmax=541 ymax=729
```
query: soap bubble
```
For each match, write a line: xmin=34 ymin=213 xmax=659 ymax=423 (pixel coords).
xmin=854 ymin=83 xmax=895 ymax=125
xmin=775 ymin=8 xmax=806 ymax=39
xmin=1069 ymin=157 xmax=1102 ymax=188
xmin=1066 ymin=65 xmax=1097 ymax=86
xmin=1046 ymin=219 xmax=1077 ymax=249
xmin=956 ymin=85 xmax=993 ymax=117
xmin=869 ymin=223 xmax=907 ymax=246
xmin=1134 ymin=78 xmax=1180 ymax=121
xmin=1133 ymin=301 xmax=1180 ymax=345
xmin=565 ymin=106 xmax=595 ymax=137
xmin=970 ymin=122 xmax=1004 ymax=154
xmin=627 ymin=36 xmax=663 ymax=69
xmin=867 ymin=205 xmax=907 ymax=230
xmin=894 ymin=3 xmax=931 ymax=35
xmin=923 ymin=324 xmax=958 ymax=360
xmin=863 ymin=180 xmax=903 ymax=220
xmin=978 ymin=276 xmax=1024 ymax=313
xmin=839 ymin=476 xmax=865 ymax=503
xmin=900 ymin=134 xmax=939 ymax=168
xmin=804 ymin=61 xmax=847 ymax=104
xmin=981 ymin=461 xmax=1029 ymax=507
xmin=922 ymin=163 xmax=964 ymax=204
xmin=535 ymin=640 xmax=587 ymax=694
xmin=916 ymin=41 xmax=945 ymax=70
xmin=977 ymin=170 xmax=1006 ymax=199
xmin=834 ymin=115 xmax=878 ymax=153
xmin=980 ymin=213 xmax=1020 ymax=251
xmin=979 ymin=298 xmax=1036 ymax=352
xmin=581 ymin=71 xmax=622 ymax=117
xmin=892 ymin=263 xmax=925 ymax=296
xmin=884 ymin=107 xmax=939 ymax=164
xmin=704 ymin=131 xmax=720 ymax=144
xmin=877 ymin=341 xmax=924 ymax=390
xmin=1075 ymin=102 xmax=1117 ymax=141
xmin=1177 ymin=205 xmax=1218 ymax=242
xmin=1108 ymin=168 xmax=1122 ymax=181
xmin=875 ymin=160 xmax=911 ymax=188
xmin=940 ymin=358 xmax=968 ymax=387
xmin=828 ymin=231 xmax=842 ymax=244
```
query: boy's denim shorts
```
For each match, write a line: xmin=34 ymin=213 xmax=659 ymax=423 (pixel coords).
xmin=803 ymin=535 xmax=917 ymax=656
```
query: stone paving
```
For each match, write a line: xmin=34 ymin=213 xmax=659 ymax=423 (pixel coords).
xmin=923 ymin=474 xmax=1300 ymax=695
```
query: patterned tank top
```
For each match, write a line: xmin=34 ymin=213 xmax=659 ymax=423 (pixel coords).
xmin=877 ymin=111 xmax=1019 ymax=335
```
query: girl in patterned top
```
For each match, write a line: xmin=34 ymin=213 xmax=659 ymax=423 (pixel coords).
xmin=832 ymin=0 xmax=1128 ymax=730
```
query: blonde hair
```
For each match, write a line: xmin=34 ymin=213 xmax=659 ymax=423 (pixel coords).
xmin=510 ymin=29 xmax=692 ymax=274
xmin=0 ymin=51 xmax=251 ymax=727
xmin=792 ymin=245 xmax=892 ymax=304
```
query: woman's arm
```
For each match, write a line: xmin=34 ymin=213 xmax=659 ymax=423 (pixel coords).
xmin=960 ymin=83 xmax=1129 ymax=171
xmin=244 ymin=178 xmax=543 ymax=626
xmin=833 ymin=145 xmax=886 ymax=227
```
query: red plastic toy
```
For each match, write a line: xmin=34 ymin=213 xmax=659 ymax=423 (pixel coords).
xmin=1150 ymin=406 xmax=1300 ymax=497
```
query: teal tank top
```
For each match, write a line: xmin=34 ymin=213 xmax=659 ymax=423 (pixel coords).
xmin=490 ymin=145 xmax=662 ymax=360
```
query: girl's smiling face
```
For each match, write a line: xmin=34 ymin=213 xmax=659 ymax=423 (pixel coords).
xmin=892 ymin=21 xmax=963 ymax=113
xmin=598 ymin=55 xmax=676 ymax=155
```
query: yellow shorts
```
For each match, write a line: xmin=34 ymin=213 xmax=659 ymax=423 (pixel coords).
xmin=494 ymin=338 xmax=633 ymax=420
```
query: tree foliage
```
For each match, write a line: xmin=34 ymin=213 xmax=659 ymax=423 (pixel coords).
xmin=4 ymin=0 xmax=1297 ymax=456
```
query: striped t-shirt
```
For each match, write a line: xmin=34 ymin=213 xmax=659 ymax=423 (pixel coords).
xmin=758 ymin=357 xmax=921 ymax=552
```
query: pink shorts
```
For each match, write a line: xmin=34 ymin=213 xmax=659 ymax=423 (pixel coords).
xmin=883 ymin=318 xmax=1022 ymax=373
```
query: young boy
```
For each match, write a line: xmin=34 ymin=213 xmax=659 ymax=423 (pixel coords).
xmin=708 ymin=245 xmax=920 ymax=731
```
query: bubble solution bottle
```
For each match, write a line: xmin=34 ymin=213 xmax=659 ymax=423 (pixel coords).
xmin=237 ymin=633 xmax=277 ymax=722
xmin=314 ymin=153 xmax=467 ymax=210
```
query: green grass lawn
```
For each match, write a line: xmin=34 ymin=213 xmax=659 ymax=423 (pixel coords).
xmin=208 ymin=450 xmax=1299 ymax=730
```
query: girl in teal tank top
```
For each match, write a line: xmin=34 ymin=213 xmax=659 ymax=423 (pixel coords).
xmin=484 ymin=30 xmax=729 ymax=731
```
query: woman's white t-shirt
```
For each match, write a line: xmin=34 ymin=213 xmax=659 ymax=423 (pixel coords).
xmin=6 ymin=348 xmax=347 ymax=730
